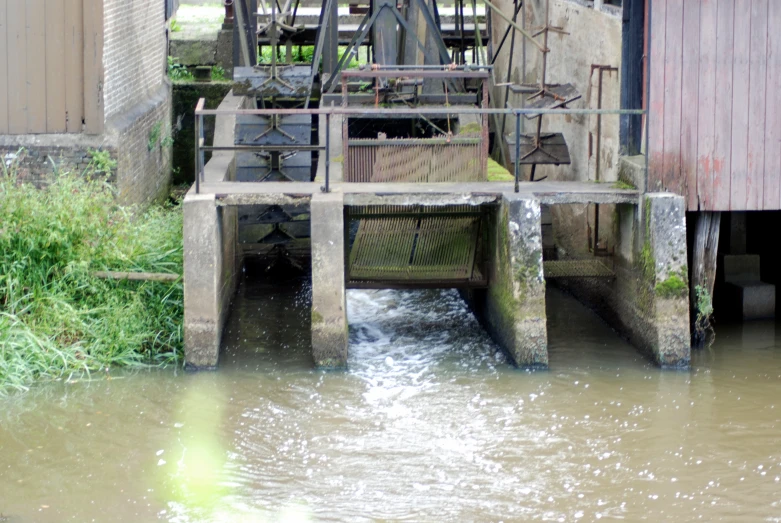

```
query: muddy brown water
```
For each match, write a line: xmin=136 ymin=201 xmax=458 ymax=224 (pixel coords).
xmin=2 ymin=278 xmax=781 ymax=522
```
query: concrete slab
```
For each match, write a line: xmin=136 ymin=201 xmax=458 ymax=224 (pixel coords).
xmin=199 ymin=181 xmax=640 ymax=206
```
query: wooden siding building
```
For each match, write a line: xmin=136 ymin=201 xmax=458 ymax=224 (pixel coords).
xmin=648 ymin=0 xmax=781 ymax=212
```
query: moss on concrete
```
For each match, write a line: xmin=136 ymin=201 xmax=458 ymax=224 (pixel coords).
xmin=655 ymin=275 xmax=688 ymax=298
xmin=487 ymin=158 xmax=514 ymax=181
xmin=458 ymin=122 xmax=483 ymax=135
xmin=311 ymin=309 xmax=324 ymax=325
xmin=613 ymin=180 xmax=636 ymax=190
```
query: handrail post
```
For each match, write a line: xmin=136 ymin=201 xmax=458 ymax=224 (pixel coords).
xmin=194 ymin=98 xmax=206 ymax=194
xmin=514 ymin=112 xmax=521 ymax=193
xmin=194 ymin=111 xmax=200 ymax=194
xmin=324 ymin=111 xmax=331 ymax=193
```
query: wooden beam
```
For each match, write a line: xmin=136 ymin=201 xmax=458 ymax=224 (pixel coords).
xmin=691 ymin=211 xmax=720 ymax=346
xmin=0 ymin=0 xmax=8 ymax=134
xmin=93 ymin=271 xmax=181 ymax=283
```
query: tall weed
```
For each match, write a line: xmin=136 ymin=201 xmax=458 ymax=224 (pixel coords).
xmin=0 ymin=157 xmax=183 ymax=393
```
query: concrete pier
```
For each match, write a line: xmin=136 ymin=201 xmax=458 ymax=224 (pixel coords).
xmin=466 ymin=194 xmax=549 ymax=368
xmin=183 ymin=194 xmax=240 ymax=369
xmin=310 ymin=192 xmax=349 ymax=368
xmin=182 ymin=179 xmax=645 ymax=370
xmin=555 ymin=192 xmax=691 ymax=368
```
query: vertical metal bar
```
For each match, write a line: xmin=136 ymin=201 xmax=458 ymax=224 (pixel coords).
xmin=325 ymin=112 xmax=331 ymax=192
xmin=481 ymin=77 xmax=489 ymax=178
xmin=194 ymin=111 xmax=200 ymax=194
xmin=514 ymin=113 xmax=521 ymax=193
xmin=199 ymin=114 xmax=205 ymax=184
xmin=500 ymin=0 xmax=520 ymax=151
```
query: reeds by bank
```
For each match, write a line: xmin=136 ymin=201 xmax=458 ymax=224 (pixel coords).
xmin=0 ymin=156 xmax=183 ymax=393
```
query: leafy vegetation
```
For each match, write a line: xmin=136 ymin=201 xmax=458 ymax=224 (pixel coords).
xmin=654 ymin=275 xmax=688 ymax=298
xmin=258 ymin=45 xmax=368 ymax=69
xmin=88 ymin=149 xmax=117 ymax=176
xmin=0 ymin=154 xmax=183 ymax=393
xmin=211 ymin=66 xmax=228 ymax=82
xmin=168 ymin=56 xmax=194 ymax=82
xmin=693 ymin=284 xmax=715 ymax=347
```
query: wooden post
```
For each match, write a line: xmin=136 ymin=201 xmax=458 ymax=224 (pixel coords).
xmin=691 ymin=211 xmax=721 ymax=346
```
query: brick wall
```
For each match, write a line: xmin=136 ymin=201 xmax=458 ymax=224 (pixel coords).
xmin=103 ymin=0 xmax=168 ymax=120
xmin=0 ymin=134 xmax=116 ymax=186
xmin=108 ymin=84 xmax=173 ymax=206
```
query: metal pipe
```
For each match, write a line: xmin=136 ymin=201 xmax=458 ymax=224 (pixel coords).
xmin=482 ymin=0 xmax=545 ymax=52
xmin=201 ymin=144 xmax=325 ymax=151
xmin=514 ymin=114 xmax=521 ymax=193
xmin=644 ymin=0 xmax=653 ymax=192
xmin=358 ymin=64 xmax=493 ymax=70
xmin=195 ymin=107 xmax=647 ymax=116
xmin=194 ymin=111 xmax=200 ymax=194
xmin=325 ymin=112 xmax=331 ymax=193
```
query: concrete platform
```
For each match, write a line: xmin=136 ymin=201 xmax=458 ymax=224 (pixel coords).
xmin=199 ymin=181 xmax=640 ymax=206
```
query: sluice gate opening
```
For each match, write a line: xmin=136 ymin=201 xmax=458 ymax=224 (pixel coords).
xmin=345 ymin=204 xmax=491 ymax=289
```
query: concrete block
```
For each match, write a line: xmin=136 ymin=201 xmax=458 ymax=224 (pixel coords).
xmin=472 ymin=194 xmax=548 ymax=368
xmin=726 ymin=281 xmax=776 ymax=320
xmin=310 ymin=192 xmax=348 ymax=368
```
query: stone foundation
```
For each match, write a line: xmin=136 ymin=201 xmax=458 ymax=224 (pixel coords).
xmin=0 ymin=83 xmax=173 ymax=207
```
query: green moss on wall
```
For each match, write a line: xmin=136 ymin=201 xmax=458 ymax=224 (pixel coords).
xmin=655 ymin=275 xmax=688 ymax=298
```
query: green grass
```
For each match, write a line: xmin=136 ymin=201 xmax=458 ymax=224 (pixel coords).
xmin=258 ymin=45 xmax=368 ymax=70
xmin=0 ymin=154 xmax=183 ymax=394
xmin=487 ymin=158 xmax=515 ymax=181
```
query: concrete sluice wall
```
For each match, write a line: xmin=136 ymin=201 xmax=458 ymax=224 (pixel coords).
xmin=184 ymin=185 xmax=693 ymax=372
xmin=182 ymin=96 xmax=690 ymax=373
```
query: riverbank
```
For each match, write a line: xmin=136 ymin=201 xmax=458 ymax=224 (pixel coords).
xmin=0 ymin=158 xmax=184 ymax=393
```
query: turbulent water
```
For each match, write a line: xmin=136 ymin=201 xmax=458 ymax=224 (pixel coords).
xmin=2 ymin=278 xmax=781 ymax=522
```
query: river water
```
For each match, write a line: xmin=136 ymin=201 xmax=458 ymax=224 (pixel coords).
xmin=2 ymin=277 xmax=781 ymax=522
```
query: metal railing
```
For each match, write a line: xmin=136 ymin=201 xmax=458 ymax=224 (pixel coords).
xmin=193 ymin=98 xmax=645 ymax=194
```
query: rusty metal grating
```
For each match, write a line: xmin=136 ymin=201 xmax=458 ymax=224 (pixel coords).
xmin=543 ymin=259 xmax=615 ymax=279
xmin=346 ymin=137 xmax=484 ymax=183
xmin=347 ymin=205 xmax=486 ymax=287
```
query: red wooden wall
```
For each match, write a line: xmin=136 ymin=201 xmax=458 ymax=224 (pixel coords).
xmin=648 ymin=0 xmax=781 ymax=211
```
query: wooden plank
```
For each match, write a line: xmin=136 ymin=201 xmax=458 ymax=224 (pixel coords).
xmin=764 ymin=0 xmax=781 ymax=210
xmin=25 ymin=0 xmax=47 ymax=133
xmin=647 ymin=0 xmax=666 ymax=192
xmin=696 ymin=0 xmax=717 ymax=211
xmin=82 ymin=0 xmax=103 ymax=134
xmin=680 ymin=0 xmax=700 ymax=210
xmin=661 ymin=0 xmax=684 ymax=196
xmin=6 ymin=1 xmax=27 ymax=133
xmin=0 ymin=0 xmax=9 ymax=134
xmin=45 ymin=0 xmax=67 ymax=132
xmin=712 ymin=0 xmax=734 ymax=210
xmin=64 ymin=0 xmax=83 ymax=133
xmin=729 ymin=6 xmax=752 ymax=210
xmin=746 ymin=0 xmax=768 ymax=210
